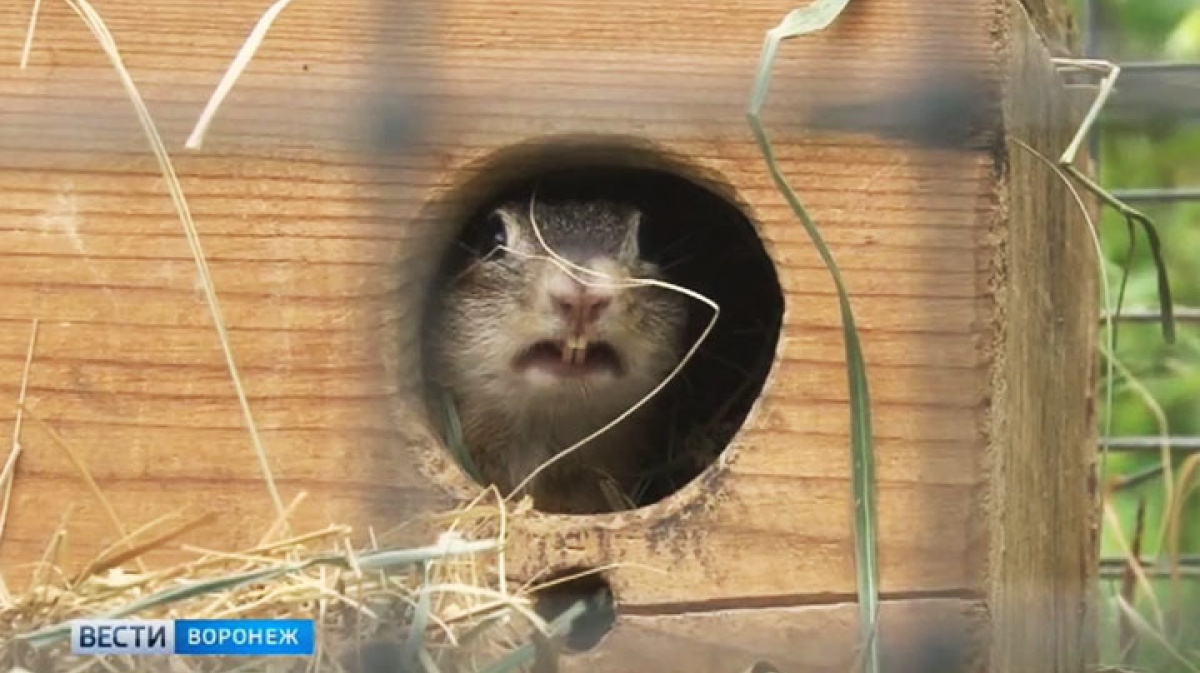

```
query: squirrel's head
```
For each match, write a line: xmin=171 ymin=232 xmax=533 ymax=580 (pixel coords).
xmin=433 ymin=198 xmax=689 ymax=413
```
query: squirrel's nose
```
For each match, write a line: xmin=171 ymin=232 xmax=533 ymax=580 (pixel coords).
xmin=552 ymin=289 xmax=613 ymax=327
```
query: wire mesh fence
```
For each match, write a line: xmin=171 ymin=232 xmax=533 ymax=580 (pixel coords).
xmin=1084 ymin=0 xmax=1200 ymax=667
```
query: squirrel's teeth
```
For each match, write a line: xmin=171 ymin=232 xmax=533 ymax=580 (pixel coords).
xmin=563 ymin=336 xmax=588 ymax=365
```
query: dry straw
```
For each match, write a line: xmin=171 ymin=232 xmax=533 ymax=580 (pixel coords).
xmin=0 ymin=321 xmax=37 ymax=548
xmin=185 ymin=0 xmax=298 ymax=149
xmin=0 ymin=342 xmax=584 ymax=671
xmin=35 ymin=0 xmax=289 ymax=526
xmin=0 ymin=487 xmax=587 ymax=672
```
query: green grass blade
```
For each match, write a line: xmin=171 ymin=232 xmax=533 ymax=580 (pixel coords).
xmin=1114 ymin=595 xmax=1200 ymax=673
xmin=747 ymin=3 xmax=880 ymax=673
xmin=419 ymin=648 xmax=444 ymax=673
xmin=436 ymin=385 xmax=482 ymax=481
xmin=1061 ymin=165 xmax=1175 ymax=343
xmin=478 ymin=597 xmax=592 ymax=673
xmin=400 ymin=562 xmax=433 ymax=669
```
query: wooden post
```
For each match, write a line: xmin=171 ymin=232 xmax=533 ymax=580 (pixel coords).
xmin=0 ymin=0 xmax=1095 ymax=670
xmin=990 ymin=7 xmax=1099 ymax=672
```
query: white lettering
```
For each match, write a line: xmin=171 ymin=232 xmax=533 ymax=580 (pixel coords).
xmin=73 ymin=619 xmax=174 ymax=655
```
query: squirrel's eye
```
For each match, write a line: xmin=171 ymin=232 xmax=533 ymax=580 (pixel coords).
xmin=481 ymin=212 xmax=507 ymax=255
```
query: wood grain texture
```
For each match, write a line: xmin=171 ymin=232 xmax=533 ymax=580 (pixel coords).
xmin=1013 ymin=0 xmax=1077 ymax=56
xmin=0 ymin=0 xmax=1093 ymax=669
xmin=563 ymin=599 xmax=981 ymax=673
xmin=988 ymin=3 xmax=1099 ymax=672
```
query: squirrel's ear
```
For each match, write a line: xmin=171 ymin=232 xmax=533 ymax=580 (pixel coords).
xmin=619 ymin=209 xmax=642 ymax=260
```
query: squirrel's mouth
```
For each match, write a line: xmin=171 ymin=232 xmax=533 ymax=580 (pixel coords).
xmin=514 ymin=338 xmax=624 ymax=378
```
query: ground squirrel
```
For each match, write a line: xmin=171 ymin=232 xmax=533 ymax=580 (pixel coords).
xmin=428 ymin=197 xmax=688 ymax=513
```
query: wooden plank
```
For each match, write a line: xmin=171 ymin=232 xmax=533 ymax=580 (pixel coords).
xmin=988 ymin=3 xmax=1099 ymax=672
xmin=1013 ymin=0 xmax=1075 ymax=56
xmin=564 ymin=599 xmax=981 ymax=673
xmin=345 ymin=599 xmax=981 ymax=672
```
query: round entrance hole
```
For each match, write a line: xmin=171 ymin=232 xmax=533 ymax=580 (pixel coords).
xmin=422 ymin=150 xmax=783 ymax=514
xmin=532 ymin=571 xmax=617 ymax=652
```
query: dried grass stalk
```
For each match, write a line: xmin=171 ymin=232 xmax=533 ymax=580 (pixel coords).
xmin=0 ymin=495 xmax=584 ymax=673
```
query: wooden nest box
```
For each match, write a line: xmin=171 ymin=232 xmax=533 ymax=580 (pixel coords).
xmin=0 ymin=0 xmax=1097 ymax=670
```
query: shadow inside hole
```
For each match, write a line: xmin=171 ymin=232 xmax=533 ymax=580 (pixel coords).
xmin=424 ymin=157 xmax=784 ymax=512
xmin=532 ymin=571 xmax=617 ymax=653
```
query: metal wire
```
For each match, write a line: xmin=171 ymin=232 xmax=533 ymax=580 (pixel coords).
xmin=1086 ymin=0 xmax=1200 ymax=574
xmin=1110 ymin=187 xmax=1200 ymax=203
xmin=1101 ymin=436 xmax=1200 ymax=452
xmin=1118 ymin=62 xmax=1200 ymax=74
xmin=1099 ymin=307 xmax=1200 ymax=323
xmin=1099 ymin=556 xmax=1200 ymax=580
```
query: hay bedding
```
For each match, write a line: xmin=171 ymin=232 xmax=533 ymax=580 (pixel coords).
xmin=0 ymin=491 xmax=588 ymax=672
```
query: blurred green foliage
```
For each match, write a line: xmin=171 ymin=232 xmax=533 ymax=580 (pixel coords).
xmin=1069 ymin=0 xmax=1200 ymax=669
